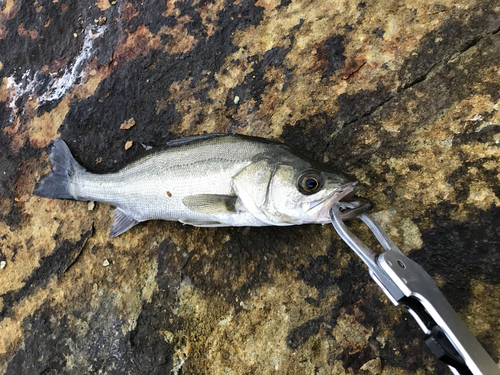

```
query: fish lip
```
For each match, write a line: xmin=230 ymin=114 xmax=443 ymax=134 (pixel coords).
xmin=335 ymin=198 xmax=373 ymax=220
xmin=315 ymin=182 xmax=358 ymax=224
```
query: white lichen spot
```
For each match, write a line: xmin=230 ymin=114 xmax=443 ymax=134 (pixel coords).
xmin=172 ymin=356 xmax=185 ymax=375
xmin=475 ymin=122 xmax=498 ymax=132
xmin=5 ymin=25 xmax=107 ymax=118
xmin=0 ymin=261 xmax=6 ymax=269
xmin=6 ymin=70 xmax=39 ymax=122
xmin=234 ymin=95 xmax=240 ymax=104
xmin=39 ymin=25 xmax=106 ymax=104
xmin=162 ymin=330 xmax=174 ymax=343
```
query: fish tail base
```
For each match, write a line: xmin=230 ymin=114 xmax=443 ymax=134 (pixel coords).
xmin=33 ymin=138 xmax=85 ymax=200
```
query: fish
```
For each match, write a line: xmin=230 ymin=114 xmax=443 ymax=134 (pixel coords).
xmin=33 ymin=134 xmax=370 ymax=237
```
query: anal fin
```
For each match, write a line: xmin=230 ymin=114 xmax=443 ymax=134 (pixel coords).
xmin=109 ymin=208 xmax=139 ymax=237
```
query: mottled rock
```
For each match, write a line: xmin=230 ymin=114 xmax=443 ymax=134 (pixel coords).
xmin=1 ymin=0 xmax=500 ymax=374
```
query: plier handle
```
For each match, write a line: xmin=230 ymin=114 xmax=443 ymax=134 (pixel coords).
xmin=329 ymin=202 xmax=500 ymax=375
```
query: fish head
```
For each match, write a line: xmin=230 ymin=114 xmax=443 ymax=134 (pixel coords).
xmin=264 ymin=163 xmax=359 ymax=224
xmin=233 ymin=156 xmax=363 ymax=225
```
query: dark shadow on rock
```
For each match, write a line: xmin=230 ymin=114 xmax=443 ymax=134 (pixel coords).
xmin=412 ymin=203 xmax=500 ymax=318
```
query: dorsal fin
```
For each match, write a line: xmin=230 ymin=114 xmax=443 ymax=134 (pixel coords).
xmin=166 ymin=133 xmax=228 ymax=147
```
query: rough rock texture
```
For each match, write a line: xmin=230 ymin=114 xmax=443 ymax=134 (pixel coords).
xmin=1 ymin=0 xmax=500 ymax=374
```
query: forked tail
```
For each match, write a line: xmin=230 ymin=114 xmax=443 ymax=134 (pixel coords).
xmin=33 ymin=138 xmax=85 ymax=200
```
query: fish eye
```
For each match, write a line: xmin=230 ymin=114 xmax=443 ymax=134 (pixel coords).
xmin=298 ymin=171 xmax=323 ymax=194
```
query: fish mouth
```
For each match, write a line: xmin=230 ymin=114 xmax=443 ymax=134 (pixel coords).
xmin=312 ymin=182 xmax=372 ymax=224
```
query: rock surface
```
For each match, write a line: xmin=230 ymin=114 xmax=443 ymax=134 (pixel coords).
xmin=1 ymin=0 xmax=500 ymax=374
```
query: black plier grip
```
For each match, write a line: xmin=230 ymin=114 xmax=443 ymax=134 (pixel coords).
xmin=329 ymin=202 xmax=500 ymax=375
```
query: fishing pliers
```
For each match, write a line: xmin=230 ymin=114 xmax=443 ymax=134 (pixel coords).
xmin=329 ymin=202 xmax=500 ymax=375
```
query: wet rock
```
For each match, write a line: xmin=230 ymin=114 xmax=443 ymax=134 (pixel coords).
xmin=1 ymin=0 xmax=499 ymax=374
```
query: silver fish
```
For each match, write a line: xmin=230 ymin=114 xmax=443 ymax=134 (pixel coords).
xmin=34 ymin=134 xmax=369 ymax=237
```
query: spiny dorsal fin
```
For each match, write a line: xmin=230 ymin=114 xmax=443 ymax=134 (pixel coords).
xmin=166 ymin=133 xmax=227 ymax=147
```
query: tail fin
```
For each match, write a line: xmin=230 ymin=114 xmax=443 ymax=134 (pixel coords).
xmin=33 ymin=138 xmax=85 ymax=200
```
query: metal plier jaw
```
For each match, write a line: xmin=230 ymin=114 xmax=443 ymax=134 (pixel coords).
xmin=329 ymin=202 xmax=500 ymax=375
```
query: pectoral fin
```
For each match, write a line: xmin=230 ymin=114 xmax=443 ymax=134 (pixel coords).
xmin=109 ymin=208 xmax=139 ymax=237
xmin=183 ymin=194 xmax=238 ymax=216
